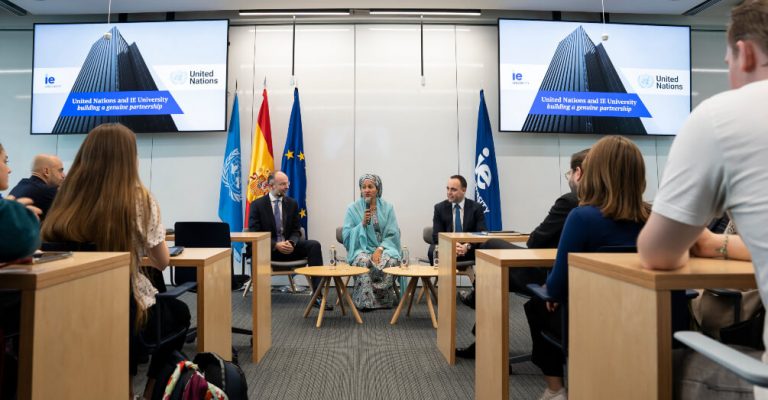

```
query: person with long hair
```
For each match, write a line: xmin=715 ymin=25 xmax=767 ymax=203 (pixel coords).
xmin=525 ymin=136 xmax=650 ymax=400
xmin=41 ymin=123 xmax=190 ymax=399
xmin=342 ymin=174 xmax=401 ymax=310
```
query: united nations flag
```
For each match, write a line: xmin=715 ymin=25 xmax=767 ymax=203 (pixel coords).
xmin=218 ymin=94 xmax=243 ymax=259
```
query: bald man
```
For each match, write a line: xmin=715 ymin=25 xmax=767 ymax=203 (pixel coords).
xmin=9 ymin=154 xmax=65 ymax=220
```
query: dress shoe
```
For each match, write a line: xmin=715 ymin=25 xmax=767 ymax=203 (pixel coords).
xmin=455 ymin=342 xmax=476 ymax=359
xmin=459 ymin=290 xmax=476 ymax=309
xmin=313 ymin=297 xmax=334 ymax=311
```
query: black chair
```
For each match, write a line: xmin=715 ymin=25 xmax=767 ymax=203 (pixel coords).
xmin=172 ymin=222 xmax=253 ymax=344
xmin=241 ymin=227 xmax=311 ymax=296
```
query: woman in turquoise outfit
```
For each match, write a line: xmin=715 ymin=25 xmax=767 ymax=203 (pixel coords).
xmin=343 ymin=174 xmax=401 ymax=310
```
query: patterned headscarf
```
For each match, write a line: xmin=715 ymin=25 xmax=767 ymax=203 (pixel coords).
xmin=358 ymin=173 xmax=383 ymax=198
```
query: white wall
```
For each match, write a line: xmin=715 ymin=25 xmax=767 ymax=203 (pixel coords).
xmin=0 ymin=24 xmax=731 ymax=270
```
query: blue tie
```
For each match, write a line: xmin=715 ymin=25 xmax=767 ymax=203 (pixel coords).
xmin=454 ymin=204 xmax=462 ymax=233
xmin=274 ymin=199 xmax=283 ymax=241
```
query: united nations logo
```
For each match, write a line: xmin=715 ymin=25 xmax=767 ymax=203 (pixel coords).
xmin=170 ymin=70 xmax=187 ymax=86
xmin=638 ymin=74 xmax=654 ymax=89
xmin=221 ymin=149 xmax=242 ymax=202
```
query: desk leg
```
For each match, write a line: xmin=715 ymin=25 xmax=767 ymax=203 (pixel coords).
xmin=437 ymin=237 xmax=458 ymax=364
xmin=197 ymin=256 xmax=233 ymax=361
xmin=252 ymin=238 xmax=272 ymax=363
xmin=569 ymin=268 xmax=671 ymax=400
xmin=423 ymin=277 xmax=438 ymax=329
xmin=333 ymin=277 xmax=347 ymax=316
xmin=304 ymin=277 xmax=327 ymax=317
xmin=338 ymin=276 xmax=363 ymax=324
xmin=475 ymin=257 xmax=509 ymax=400
xmin=18 ymin=263 xmax=129 ymax=400
xmin=391 ymin=277 xmax=418 ymax=325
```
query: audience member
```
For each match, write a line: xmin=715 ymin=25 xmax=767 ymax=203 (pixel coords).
xmin=637 ymin=2 xmax=768 ymax=396
xmin=455 ymin=148 xmax=589 ymax=359
xmin=9 ymin=154 xmax=65 ymax=220
xmin=526 ymin=136 xmax=650 ymax=400
xmin=342 ymin=174 xmax=400 ymax=310
xmin=247 ymin=171 xmax=326 ymax=308
xmin=0 ymin=143 xmax=41 ymax=262
xmin=40 ymin=123 xmax=190 ymax=399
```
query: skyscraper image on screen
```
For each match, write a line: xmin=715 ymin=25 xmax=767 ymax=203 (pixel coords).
xmin=52 ymin=26 xmax=178 ymax=134
xmin=522 ymin=26 xmax=647 ymax=135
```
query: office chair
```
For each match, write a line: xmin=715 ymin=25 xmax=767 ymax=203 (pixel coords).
xmin=675 ymin=331 xmax=768 ymax=388
xmin=172 ymin=222 xmax=252 ymax=351
xmin=241 ymin=227 xmax=312 ymax=296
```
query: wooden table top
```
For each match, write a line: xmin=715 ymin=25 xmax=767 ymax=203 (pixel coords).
xmin=294 ymin=265 xmax=368 ymax=277
xmin=383 ymin=265 xmax=439 ymax=277
xmin=141 ymin=247 xmax=231 ymax=268
xmin=569 ymin=253 xmax=756 ymax=290
xmin=476 ymin=248 xmax=558 ymax=267
xmin=0 ymin=252 xmax=130 ymax=290
xmin=165 ymin=231 xmax=270 ymax=242
xmin=438 ymin=232 xmax=530 ymax=243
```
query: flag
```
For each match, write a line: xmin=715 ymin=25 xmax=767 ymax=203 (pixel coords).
xmin=244 ymin=88 xmax=275 ymax=227
xmin=282 ymin=87 xmax=309 ymax=235
xmin=218 ymin=94 xmax=244 ymax=260
xmin=474 ymin=89 xmax=502 ymax=231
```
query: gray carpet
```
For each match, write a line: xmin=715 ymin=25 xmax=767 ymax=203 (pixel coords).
xmin=134 ymin=286 xmax=547 ymax=399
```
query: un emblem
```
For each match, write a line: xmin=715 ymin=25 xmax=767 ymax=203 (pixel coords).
xmin=222 ymin=149 xmax=242 ymax=202
xmin=638 ymin=74 xmax=654 ymax=89
xmin=170 ymin=70 xmax=187 ymax=86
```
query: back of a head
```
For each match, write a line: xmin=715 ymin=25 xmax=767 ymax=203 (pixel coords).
xmin=42 ymin=123 xmax=144 ymax=252
xmin=578 ymin=136 xmax=649 ymax=223
xmin=728 ymin=0 xmax=768 ymax=56
xmin=570 ymin=148 xmax=590 ymax=171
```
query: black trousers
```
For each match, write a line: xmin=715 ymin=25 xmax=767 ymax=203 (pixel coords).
xmin=524 ymin=297 xmax=564 ymax=377
xmin=130 ymin=297 xmax=191 ymax=379
xmin=272 ymin=239 xmax=323 ymax=290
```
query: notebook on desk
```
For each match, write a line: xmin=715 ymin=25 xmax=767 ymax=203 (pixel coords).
xmin=487 ymin=230 xmax=527 ymax=236
xmin=32 ymin=251 xmax=73 ymax=264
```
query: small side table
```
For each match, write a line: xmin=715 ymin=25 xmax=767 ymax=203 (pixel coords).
xmin=384 ymin=265 xmax=439 ymax=329
xmin=295 ymin=265 xmax=368 ymax=328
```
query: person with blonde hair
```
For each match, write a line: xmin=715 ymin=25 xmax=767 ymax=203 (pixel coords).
xmin=41 ymin=123 xmax=189 ymax=399
xmin=525 ymin=135 xmax=650 ymax=400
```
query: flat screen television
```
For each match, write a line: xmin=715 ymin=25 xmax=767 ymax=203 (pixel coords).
xmin=498 ymin=19 xmax=691 ymax=136
xmin=31 ymin=20 xmax=229 ymax=134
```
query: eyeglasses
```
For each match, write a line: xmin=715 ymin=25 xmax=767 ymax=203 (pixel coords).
xmin=564 ymin=170 xmax=573 ymax=179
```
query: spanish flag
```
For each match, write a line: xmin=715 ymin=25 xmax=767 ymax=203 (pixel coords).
xmin=244 ymin=88 xmax=274 ymax=226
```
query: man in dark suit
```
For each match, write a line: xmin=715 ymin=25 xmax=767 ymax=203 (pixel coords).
xmin=456 ymin=148 xmax=589 ymax=359
xmin=429 ymin=174 xmax=487 ymax=265
xmin=8 ymin=154 xmax=65 ymax=220
xmin=247 ymin=171 xmax=329 ymax=308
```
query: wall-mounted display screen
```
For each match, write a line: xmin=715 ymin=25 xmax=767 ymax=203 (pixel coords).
xmin=499 ymin=19 xmax=690 ymax=136
xmin=31 ymin=20 xmax=229 ymax=134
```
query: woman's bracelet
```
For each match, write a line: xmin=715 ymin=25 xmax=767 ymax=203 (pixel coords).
xmin=717 ymin=234 xmax=729 ymax=260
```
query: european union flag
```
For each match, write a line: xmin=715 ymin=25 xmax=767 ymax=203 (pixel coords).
xmin=282 ymin=88 xmax=309 ymax=236
xmin=218 ymin=94 xmax=243 ymax=260
xmin=474 ymin=90 xmax=503 ymax=230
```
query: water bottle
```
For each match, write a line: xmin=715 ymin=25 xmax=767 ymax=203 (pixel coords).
xmin=433 ymin=247 xmax=439 ymax=269
xmin=401 ymin=246 xmax=409 ymax=269
xmin=329 ymin=245 xmax=337 ymax=270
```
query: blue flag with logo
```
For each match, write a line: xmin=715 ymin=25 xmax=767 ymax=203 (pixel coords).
xmin=474 ymin=90 xmax=502 ymax=231
xmin=218 ymin=94 xmax=243 ymax=261
xmin=282 ymin=88 xmax=309 ymax=236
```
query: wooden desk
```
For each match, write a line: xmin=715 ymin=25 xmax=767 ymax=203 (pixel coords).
xmin=147 ymin=248 xmax=232 ymax=360
xmin=474 ymin=248 xmax=558 ymax=400
xmin=436 ymin=232 xmax=530 ymax=364
xmin=165 ymin=232 xmax=272 ymax=363
xmin=0 ymin=252 xmax=130 ymax=400
xmin=568 ymin=253 xmax=756 ymax=400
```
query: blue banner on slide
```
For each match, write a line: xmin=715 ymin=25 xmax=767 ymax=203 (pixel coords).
xmin=528 ymin=91 xmax=651 ymax=118
xmin=59 ymin=91 xmax=183 ymax=117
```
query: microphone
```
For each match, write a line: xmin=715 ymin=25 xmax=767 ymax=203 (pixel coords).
xmin=364 ymin=197 xmax=372 ymax=209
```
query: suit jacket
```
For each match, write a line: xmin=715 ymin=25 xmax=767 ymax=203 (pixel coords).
xmin=432 ymin=198 xmax=487 ymax=244
xmin=9 ymin=176 xmax=58 ymax=220
xmin=526 ymin=191 xmax=578 ymax=249
xmin=247 ymin=195 xmax=302 ymax=250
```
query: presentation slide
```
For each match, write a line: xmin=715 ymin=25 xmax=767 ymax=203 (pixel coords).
xmin=31 ymin=20 xmax=228 ymax=134
xmin=499 ymin=20 xmax=690 ymax=135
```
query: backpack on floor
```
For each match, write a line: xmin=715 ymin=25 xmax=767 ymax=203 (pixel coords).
xmin=193 ymin=352 xmax=248 ymax=400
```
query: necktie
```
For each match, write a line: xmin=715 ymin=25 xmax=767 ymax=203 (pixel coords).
xmin=274 ymin=199 xmax=283 ymax=241
xmin=454 ymin=204 xmax=462 ymax=233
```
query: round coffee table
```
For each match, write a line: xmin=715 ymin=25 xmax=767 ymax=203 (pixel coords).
xmin=294 ymin=265 xmax=368 ymax=328
xmin=383 ymin=265 xmax=438 ymax=328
